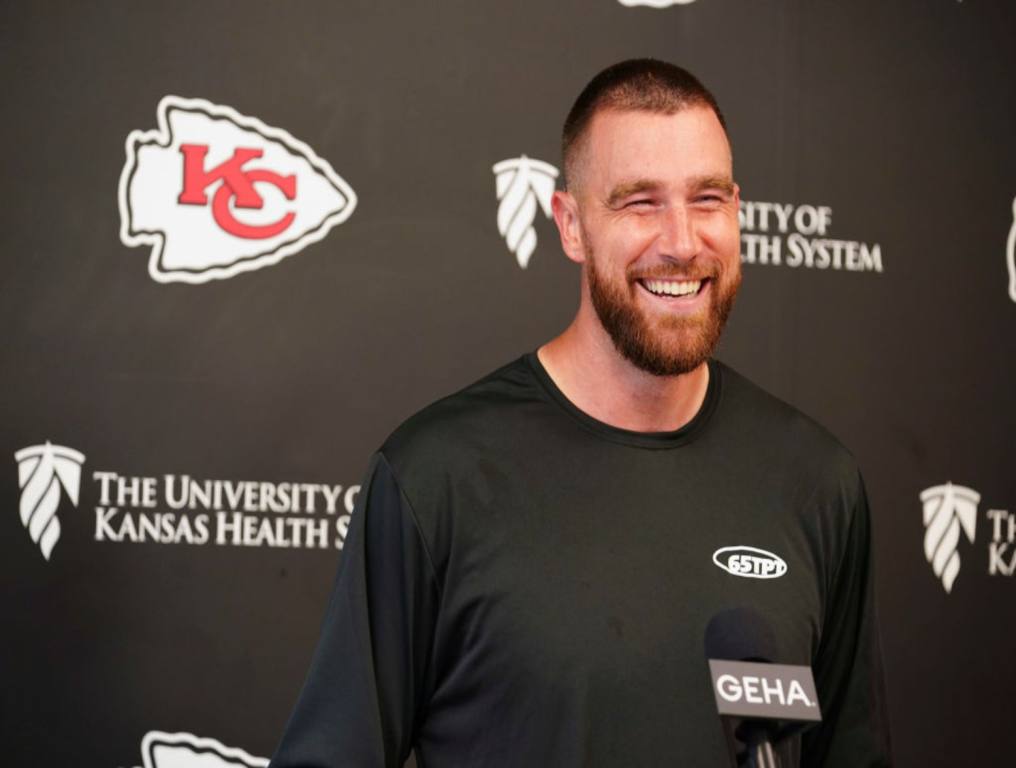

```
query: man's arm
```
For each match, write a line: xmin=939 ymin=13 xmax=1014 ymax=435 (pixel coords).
xmin=802 ymin=473 xmax=892 ymax=767
xmin=269 ymin=453 xmax=440 ymax=768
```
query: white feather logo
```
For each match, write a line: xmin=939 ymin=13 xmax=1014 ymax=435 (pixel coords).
xmin=1006 ymin=195 xmax=1015 ymax=303
xmin=14 ymin=442 xmax=85 ymax=561
xmin=493 ymin=156 xmax=558 ymax=269
xmin=920 ymin=482 xmax=980 ymax=594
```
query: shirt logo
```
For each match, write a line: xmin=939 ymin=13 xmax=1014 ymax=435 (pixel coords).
xmin=712 ymin=546 xmax=788 ymax=579
xmin=118 ymin=95 xmax=357 ymax=284
xmin=492 ymin=156 xmax=557 ymax=269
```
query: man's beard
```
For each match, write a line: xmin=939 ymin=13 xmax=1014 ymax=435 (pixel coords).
xmin=586 ymin=252 xmax=741 ymax=377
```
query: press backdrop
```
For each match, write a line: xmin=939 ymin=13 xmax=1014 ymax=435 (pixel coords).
xmin=2 ymin=2 xmax=1015 ymax=766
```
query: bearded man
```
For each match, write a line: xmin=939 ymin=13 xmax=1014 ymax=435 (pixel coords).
xmin=270 ymin=59 xmax=891 ymax=768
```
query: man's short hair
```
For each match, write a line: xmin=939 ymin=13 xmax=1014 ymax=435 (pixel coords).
xmin=562 ymin=59 xmax=728 ymax=190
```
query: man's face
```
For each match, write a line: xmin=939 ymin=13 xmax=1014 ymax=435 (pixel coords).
xmin=564 ymin=106 xmax=741 ymax=376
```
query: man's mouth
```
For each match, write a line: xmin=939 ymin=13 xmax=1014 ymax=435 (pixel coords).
xmin=636 ymin=277 xmax=709 ymax=299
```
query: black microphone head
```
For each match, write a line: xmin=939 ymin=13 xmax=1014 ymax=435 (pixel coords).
xmin=704 ymin=606 xmax=779 ymax=663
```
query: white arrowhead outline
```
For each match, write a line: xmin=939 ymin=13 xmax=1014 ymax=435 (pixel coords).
xmin=618 ymin=0 xmax=698 ymax=7
xmin=1006 ymin=195 xmax=1015 ymax=303
xmin=141 ymin=730 xmax=268 ymax=768
xmin=117 ymin=95 xmax=357 ymax=284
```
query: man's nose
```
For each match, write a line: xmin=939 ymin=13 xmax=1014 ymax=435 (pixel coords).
xmin=658 ymin=206 xmax=699 ymax=262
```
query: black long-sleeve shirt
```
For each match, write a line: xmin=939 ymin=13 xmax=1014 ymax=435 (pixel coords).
xmin=271 ymin=355 xmax=891 ymax=767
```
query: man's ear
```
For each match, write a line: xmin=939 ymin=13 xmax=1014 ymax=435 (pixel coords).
xmin=552 ymin=189 xmax=587 ymax=265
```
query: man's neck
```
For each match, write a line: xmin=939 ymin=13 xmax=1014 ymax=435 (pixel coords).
xmin=537 ymin=312 xmax=710 ymax=434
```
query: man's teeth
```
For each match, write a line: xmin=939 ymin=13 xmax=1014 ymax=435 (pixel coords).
xmin=643 ymin=279 xmax=702 ymax=297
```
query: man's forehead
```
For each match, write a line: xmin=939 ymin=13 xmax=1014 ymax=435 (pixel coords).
xmin=582 ymin=106 xmax=732 ymax=177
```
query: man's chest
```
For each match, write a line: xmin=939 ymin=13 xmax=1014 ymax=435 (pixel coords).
xmin=432 ymin=457 xmax=827 ymax=690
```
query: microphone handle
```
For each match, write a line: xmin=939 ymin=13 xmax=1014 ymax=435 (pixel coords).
xmin=744 ymin=737 xmax=780 ymax=768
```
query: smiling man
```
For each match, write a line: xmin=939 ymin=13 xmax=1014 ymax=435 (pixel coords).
xmin=542 ymin=83 xmax=742 ymax=428
xmin=270 ymin=60 xmax=891 ymax=768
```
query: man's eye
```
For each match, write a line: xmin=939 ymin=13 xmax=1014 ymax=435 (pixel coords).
xmin=626 ymin=199 xmax=654 ymax=208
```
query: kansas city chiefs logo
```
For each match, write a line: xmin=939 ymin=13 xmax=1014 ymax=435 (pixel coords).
xmin=118 ymin=96 xmax=357 ymax=284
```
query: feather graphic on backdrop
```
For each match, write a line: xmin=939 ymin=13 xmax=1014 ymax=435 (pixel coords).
xmin=15 ymin=442 xmax=85 ymax=560
xmin=920 ymin=482 xmax=980 ymax=594
xmin=493 ymin=156 xmax=558 ymax=269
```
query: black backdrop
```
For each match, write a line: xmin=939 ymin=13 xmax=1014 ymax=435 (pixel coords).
xmin=2 ymin=2 xmax=1015 ymax=766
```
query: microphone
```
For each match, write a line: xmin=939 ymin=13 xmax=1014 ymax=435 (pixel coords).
xmin=704 ymin=608 xmax=822 ymax=768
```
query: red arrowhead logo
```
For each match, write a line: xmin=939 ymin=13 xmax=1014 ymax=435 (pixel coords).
xmin=118 ymin=96 xmax=357 ymax=284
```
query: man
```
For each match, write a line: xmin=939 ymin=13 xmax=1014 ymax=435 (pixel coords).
xmin=270 ymin=59 xmax=891 ymax=767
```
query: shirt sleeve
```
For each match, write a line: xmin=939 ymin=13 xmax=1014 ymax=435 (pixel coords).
xmin=802 ymin=473 xmax=893 ymax=767
xmin=269 ymin=452 xmax=440 ymax=768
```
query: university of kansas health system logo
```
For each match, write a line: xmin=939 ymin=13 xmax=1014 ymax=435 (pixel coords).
xmin=493 ymin=156 xmax=557 ymax=269
xmin=921 ymin=482 xmax=979 ymax=594
xmin=14 ymin=442 xmax=85 ymax=560
xmin=920 ymin=482 xmax=1015 ymax=592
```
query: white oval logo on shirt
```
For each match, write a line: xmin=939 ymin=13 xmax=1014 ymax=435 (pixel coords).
xmin=712 ymin=546 xmax=788 ymax=579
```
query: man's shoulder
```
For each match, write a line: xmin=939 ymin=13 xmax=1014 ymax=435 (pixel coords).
xmin=714 ymin=360 xmax=861 ymax=486
xmin=380 ymin=354 xmax=540 ymax=475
